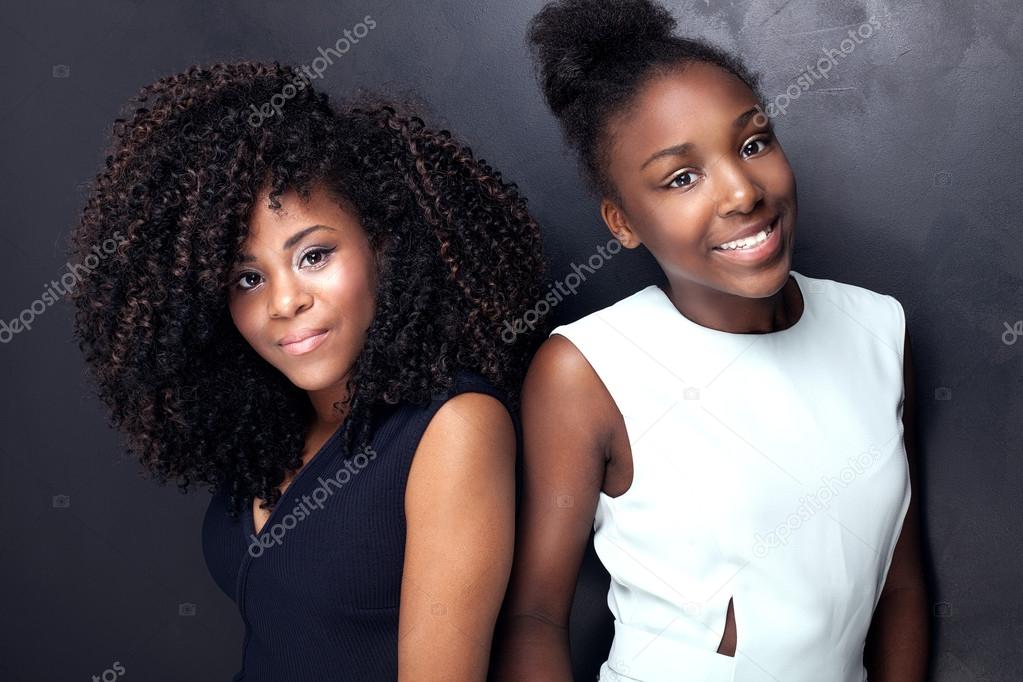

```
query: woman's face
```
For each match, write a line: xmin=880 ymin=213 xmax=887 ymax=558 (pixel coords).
xmin=601 ymin=61 xmax=798 ymax=299
xmin=227 ymin=184 xmax=378 ymax=394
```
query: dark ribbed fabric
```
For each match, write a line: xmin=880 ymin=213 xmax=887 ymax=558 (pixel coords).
xmin=201 ymin=369 xmax=516 ymax=682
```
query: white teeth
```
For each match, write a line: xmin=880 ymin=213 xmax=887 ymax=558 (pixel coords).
xmin=716 ymin=225 xmax=773 ymax=251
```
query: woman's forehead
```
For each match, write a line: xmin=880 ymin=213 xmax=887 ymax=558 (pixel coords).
xmin=606 ymin=65 xmax=761 ymax=171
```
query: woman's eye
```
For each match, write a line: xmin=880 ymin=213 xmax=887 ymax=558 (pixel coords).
xmin=301 ymin=247 xmax=335 ymax=267
xmin=235 ymin=272 xmax=262 ymax=291
xmin=667 ymin=171 xmax=697 ymax=189
xmin=232 ymin=247 xmax=335 ymax=293
xmin=742 ymin=134 xmax=773 ymax=157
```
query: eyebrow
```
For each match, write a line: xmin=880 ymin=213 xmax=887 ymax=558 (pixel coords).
xmin=236 ymin=224 xmax=337 ymax=264
xmin=640 ymin=106 xmax=766 ymax=170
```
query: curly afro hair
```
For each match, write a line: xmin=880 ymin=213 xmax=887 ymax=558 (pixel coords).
xmin=527 ymin=0 xmax=765 ymax=202
xmin=70 ymin=61 xmax=548 ymax=519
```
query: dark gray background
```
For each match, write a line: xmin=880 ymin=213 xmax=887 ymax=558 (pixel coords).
xmin=1 ymin=1 xmax=1020 ymax=680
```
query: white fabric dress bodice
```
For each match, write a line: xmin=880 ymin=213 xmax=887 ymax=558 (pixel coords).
xmin=549 ymin=270 xmax=911 ymax=682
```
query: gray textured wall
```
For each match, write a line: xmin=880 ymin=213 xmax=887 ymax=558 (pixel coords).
xmin=1 ymin=1 xmax=1019 ymax=680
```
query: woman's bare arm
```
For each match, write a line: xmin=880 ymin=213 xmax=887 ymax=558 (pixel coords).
xmin=490 ymin=335 xmax=614 ymax=681
xmin=864 ymin=328 xmax=931 ymax=680
xmin=398 ymin=391 xmax=517 ymax=681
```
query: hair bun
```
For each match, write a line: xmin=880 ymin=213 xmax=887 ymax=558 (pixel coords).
xmin=527 ymin=0 xmax=677 ymax=116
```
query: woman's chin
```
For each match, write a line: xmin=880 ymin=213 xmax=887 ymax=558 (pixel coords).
xmin=276 ymin=366 xmax=345 ymax=393
xmin=297 ymin=377 xmax=338 ymax=393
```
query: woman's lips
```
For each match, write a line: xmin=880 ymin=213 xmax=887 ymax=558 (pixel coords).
xmin=278 ymin=329 xmax=330 ymax=356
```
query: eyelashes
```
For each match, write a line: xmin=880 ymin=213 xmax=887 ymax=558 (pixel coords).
xmin=232 ymin=246 xmax=337 ymax=292
xmin=741 ymin=133 xmax=774 ymax=157
xmin=664 ymin=131 xmax=777 ymax=191
xmin=666 ymin=170 xmax=697 ymax=189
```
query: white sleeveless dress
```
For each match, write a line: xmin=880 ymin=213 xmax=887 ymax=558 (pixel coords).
xmin=550 ymin=270 xmax=911 ymax=682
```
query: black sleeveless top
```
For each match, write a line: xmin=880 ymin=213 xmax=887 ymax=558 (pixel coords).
xmin=201 ymin=369 xmax=516 ymax=681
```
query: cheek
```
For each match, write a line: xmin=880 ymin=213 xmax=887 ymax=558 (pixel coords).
xmin=317 ymin=258 xmax=377 ymax=322
xmin=227 ymin=296 xmax=262 ymax=346
xmin=643 ymin=195 xmax=716 ymax=252
xmin=766 ymin=149 xmax=797 ymax=197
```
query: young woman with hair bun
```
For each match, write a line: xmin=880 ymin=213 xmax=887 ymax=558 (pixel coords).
xmin=493 ymin=1 xmax=928 ymax=680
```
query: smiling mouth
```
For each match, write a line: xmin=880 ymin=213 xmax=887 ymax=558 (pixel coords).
xmin=714 ymin=218 xmax=778 ymax=251
xmin=712 ymin=216 xmax=783 ymax=261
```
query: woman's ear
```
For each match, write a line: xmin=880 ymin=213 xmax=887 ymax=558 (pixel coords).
xmin=600 ymin=197 xmax=642 ymax=249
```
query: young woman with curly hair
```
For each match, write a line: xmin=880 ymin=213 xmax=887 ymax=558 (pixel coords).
xmin=69 ymin=61 xmax=546 ymax=681
xmin=492 ymin=1 xmax=929 ymax=680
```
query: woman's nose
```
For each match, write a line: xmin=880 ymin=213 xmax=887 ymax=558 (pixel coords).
xmin=268 ymin=276 xmax=312 ymax=319
xmin=714 ymin=159 xmax=763 ymax=217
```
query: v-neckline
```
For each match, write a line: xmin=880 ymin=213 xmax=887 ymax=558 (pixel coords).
xmin=244 ymin=418 xmax=351 ymax=542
